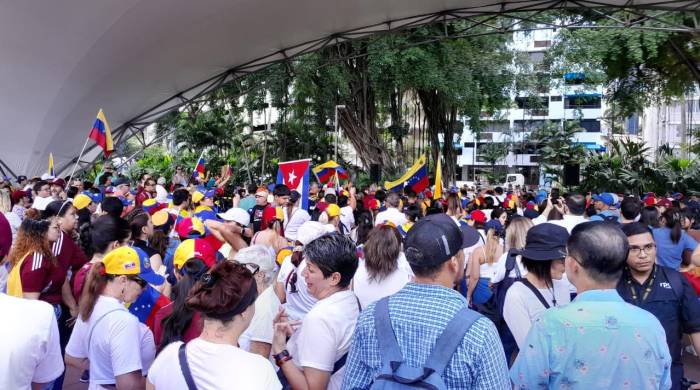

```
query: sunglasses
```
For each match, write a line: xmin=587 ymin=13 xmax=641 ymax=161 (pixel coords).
xmin=232 ymin=260 xmax=260 ymax=276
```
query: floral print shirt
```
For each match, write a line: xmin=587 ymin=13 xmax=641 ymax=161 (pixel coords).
xmin=510 ymin=289 xmax=672 ymax=390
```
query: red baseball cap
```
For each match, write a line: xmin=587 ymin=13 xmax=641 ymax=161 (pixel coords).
xmin=173 ymin=238 xmax=216 ymax=269
xmin=470 ymin=210 xmax=487 ymax=224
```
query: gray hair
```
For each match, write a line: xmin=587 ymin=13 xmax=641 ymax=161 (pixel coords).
xmin=233 ymin=245 xmax=278 ymax=285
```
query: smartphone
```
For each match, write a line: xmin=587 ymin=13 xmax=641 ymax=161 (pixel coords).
xmin=551 ymin=188 xmax=560 ymax=202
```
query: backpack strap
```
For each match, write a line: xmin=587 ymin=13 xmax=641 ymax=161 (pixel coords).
xmin=519 ymin=279 xmax=551 ymax=309
xmin=424 ymin=308 xmax=481 ymax=373
xmin=504 ymin=250 xmax=521 ymax=279
xmin=178 ymin=343 xmax=198 ymax=390
xmin=374 ymin=297 xmax=404 ymax=364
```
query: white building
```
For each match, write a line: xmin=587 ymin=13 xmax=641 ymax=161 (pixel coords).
xmin=457 ymin=28 xmax=608 ymax=185
xmin=641 ymin=95 xmax=700 ymax=158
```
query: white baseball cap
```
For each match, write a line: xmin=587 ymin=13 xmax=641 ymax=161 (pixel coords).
xmin=297 ymin=221 xmax=335 ymax=246
xmin=218 ymin=207 xmax=250 ymax=226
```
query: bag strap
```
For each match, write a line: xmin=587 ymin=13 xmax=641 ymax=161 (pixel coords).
xmin=87 ymin=308 xmax=123 ymax=355
xmin=519 ymin=279 xmax=551 ymax=309
xmin=374 ymin=297 xmax=403 ymax=364
xmin=424 ymin=307 xmax=481 ymax=372
xmin=178 ymin=343 xmax=198 ymax=390
xmin=504 ymin=250 xmax=521 ymax=279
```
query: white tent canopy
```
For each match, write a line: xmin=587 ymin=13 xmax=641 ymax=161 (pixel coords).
xmin=0 ymin=0 xmax=695 ymax=176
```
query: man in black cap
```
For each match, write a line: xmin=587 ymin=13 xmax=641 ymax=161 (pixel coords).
xmin=343 ymin=213 xmax=509 ymax=389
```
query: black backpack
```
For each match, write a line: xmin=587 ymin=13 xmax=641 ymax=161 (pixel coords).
xmin=473 ymin=249 xmax=522 ymax=331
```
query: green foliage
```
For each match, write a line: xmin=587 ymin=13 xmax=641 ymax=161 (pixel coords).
xmin=529 ymin=121 xmax=586 ymax=186
xmin=550 ymin=11 xmax=700 ymax=116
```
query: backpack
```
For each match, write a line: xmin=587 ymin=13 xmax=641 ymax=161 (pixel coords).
xmin=473 ymin=249 xmax=521 ymax=331
xmin=370 ymin=297 xmax=481 ymax=389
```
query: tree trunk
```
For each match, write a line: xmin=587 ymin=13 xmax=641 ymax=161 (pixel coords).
xmin=417 ymin=89 xmax=458 ymax=185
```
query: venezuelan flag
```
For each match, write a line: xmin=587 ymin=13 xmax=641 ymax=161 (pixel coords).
xmin=384 ymin=155 xmax=429 ymax=193
xmin=48 ymin=153 xmax=55 ymax=177
xmin=433 ymin=156 xmax=442 ymax=200
xmin=192 ymin=157 xmax=206 ymax=178
xmin=312 ymin=160 xmax=349 ymax=184
xmin=88 ymin=109 xmax=114 ymax=157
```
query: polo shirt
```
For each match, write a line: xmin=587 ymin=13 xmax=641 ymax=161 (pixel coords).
xmin=618 ymin=265 xmax=700 ymax=389
xmin=653 ymin=227 xmax=698 ymax=270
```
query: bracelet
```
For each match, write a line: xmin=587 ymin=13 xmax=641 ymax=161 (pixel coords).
xmin=274 ymin=349 xmax=292 ymax=367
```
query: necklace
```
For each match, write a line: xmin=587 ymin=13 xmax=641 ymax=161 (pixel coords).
xmin=627 ymin=267 xmax=656 ymax=304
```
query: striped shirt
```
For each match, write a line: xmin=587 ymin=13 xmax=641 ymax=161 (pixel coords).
xmin=342 ymin=283 xmax=510 ymax=390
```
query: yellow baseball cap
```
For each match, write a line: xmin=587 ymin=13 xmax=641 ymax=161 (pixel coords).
xmin=326 ymin=204 xmax=341 ymax=218
xmin=102 ymin=246 xmax=165 ymax=285
xmin=72 ymin=194 xmax=92 ymax=210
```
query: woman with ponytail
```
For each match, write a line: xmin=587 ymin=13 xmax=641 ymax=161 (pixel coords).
xmin=72 ymin=215 xmax=131 ymax=301
xmin=65 ymin=246 xmax=164 ymax=389
xmin=153 ymin=238 xmax=216 ymax=350
xmin=654 ymin=207 xmax=700 ymax=270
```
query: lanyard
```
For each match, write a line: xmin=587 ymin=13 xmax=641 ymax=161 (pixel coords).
xmin=627 ymin=267 xmax=656 ymax=304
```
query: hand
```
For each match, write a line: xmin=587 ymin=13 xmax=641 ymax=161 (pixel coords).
xmin=349 ymin=187 xmax=356 ymax=196
xmin=689 ymin=384 xmax=700 ymax=390
xmin=272 ymin=307 xmax=301 ymax=354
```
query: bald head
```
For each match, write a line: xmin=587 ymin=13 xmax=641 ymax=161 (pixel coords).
xmin=567 ymin=222 xmax=629 ymax=284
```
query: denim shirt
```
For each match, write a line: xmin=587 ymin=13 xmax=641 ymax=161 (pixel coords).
xmin=511 ymin=289 xmax=672 ymax=390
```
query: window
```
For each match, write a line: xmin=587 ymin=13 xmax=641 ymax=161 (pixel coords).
xmin=529 ymin=51 xmax=545 ymax=63
xmin=565 ymin=95 xmax=601 ymax=109
xmin=513 ymin=120 xmax=546 ymax=132
xmin=515 ymin=96 xmax=549 ymax=109
xmin=580 ymin=119 xmax=601 ymax=132
xmin=530 ymin=155 xmax=542 ymax=163
xmin=482 ymin=120 xmax=510 ymax=132
xmin=534 ymin=40 xmax=551 ymax=48
xmin=550 ymin=96 xmax=562 ymax=102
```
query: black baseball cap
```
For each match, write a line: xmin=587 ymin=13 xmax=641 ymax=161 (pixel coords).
xmin=516 ymin=223 xmax=569 ymax=261
xmin=404 ymin=213 xmax=463 ymax=268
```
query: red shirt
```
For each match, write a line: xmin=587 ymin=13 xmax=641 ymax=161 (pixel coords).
xmin=19 ymin=252 xmax=64 ymax=304
xmin=153 ymin=302 xmax=203 ymax=349
xmin=53 ymin=231 xmax=89 ymax=274
xmin=72 ymin=262 xmax=92 ymax=301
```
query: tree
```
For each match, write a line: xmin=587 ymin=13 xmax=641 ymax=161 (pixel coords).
xmin=529 ymin=121 xmax=586 ymax=186
xmin=479 ymin=143 xmax=509 ymax=184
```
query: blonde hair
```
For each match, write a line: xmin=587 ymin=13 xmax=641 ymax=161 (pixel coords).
xmin=505 ymin=217 xmax=533 ymax=251
xmin=483 ymin=228 xmax=500 ymax=264
xmin=0 ymin=189 xmax=11 ymax=213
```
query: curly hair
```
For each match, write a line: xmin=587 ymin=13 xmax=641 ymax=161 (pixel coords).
xmin=8 ymin=218 xmax=54 ymax=267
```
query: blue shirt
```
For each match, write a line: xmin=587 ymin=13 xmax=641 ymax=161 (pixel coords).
xmin=589 ymin=209 xmax=619 ymax=222
xmin=652 ymin=227 xmax=697 ymax=270
xmin=342 ymin=283 xmax=510 ymax=390
xmin=510 ymin=289 xmax=672 ymax=390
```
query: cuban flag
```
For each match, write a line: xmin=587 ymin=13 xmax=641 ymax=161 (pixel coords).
xmin=128 ymin=284 xmax=171 ymax=333
xmin=277 ymin=159 xmax=311 ymax=210
xmin=193 ymin=156 xmax=206 ymax=178
xmin=312 ymin=160 xmax=349 ymax=185
xmin=384 ymin=155 xmax=429 ymax=193
xmin=88 ymin=109 xmax=114 ymax=157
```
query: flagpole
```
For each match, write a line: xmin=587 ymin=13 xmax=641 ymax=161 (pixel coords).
xmin=189 ymin=150 xmax=205 ymax=186
xmin=66 ymin=137 xmax=91 ymax=188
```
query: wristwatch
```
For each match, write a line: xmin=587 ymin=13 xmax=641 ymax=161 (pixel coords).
xmin=274 ymin=350 xmax=292 ymax=367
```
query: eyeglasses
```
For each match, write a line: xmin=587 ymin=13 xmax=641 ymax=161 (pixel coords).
xmin=232 ymin=260 xmax=259 ymax=276
xmin=255 ymin=195 xmax=265 ymax=198
xmin=629 ymin=243 xmax=656 ymax=256
xmin=128 ymin=276 xmax=147 ymax=288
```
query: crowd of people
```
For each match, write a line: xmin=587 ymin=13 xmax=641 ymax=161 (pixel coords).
xmin=1 ymin=165 xmax=700 ymax=390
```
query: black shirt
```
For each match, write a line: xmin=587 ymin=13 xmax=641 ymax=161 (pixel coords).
xmin=617 ymin=265 xmax=700 ymax=388
xmin=132 ymin=239 xmax=160 ymax=259
xmin=248 ymin=204 xmax=267 ymax=233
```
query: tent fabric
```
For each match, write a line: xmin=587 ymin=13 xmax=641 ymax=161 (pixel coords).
xmin=0 ymin=0 xmax=695 ymax=176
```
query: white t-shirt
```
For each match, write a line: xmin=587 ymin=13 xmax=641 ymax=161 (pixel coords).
xmin=239 ymin=286 xmax=281 ymax=351
xmin=503 ymin=279 xmax=571 ymax=348
xmin=548 ymin=214 xmax=588 ymax=233
xmin=353 ymin=253 xmax=413 ymax=309
xmin=148 ymin=338 xmax=281 ymax=390
xmin=374 ymin=207 xmax=407 ymax=227
xmin=287 ymin=290 xmax=360 ymax=390
xmin=284 ymin=207 xmax=311 ymax=242
xmin=66 ymin=295 xmax=155 ymax=389
xmin=277 ymin=257 xmax=317 ymax=321
xmin=3 ymin=211 xmax=21 ymax=242
xmin=0 ymin=293 xmax=63 ymax=390
xmin=339 ymin=205 xmax=355 ymax=234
